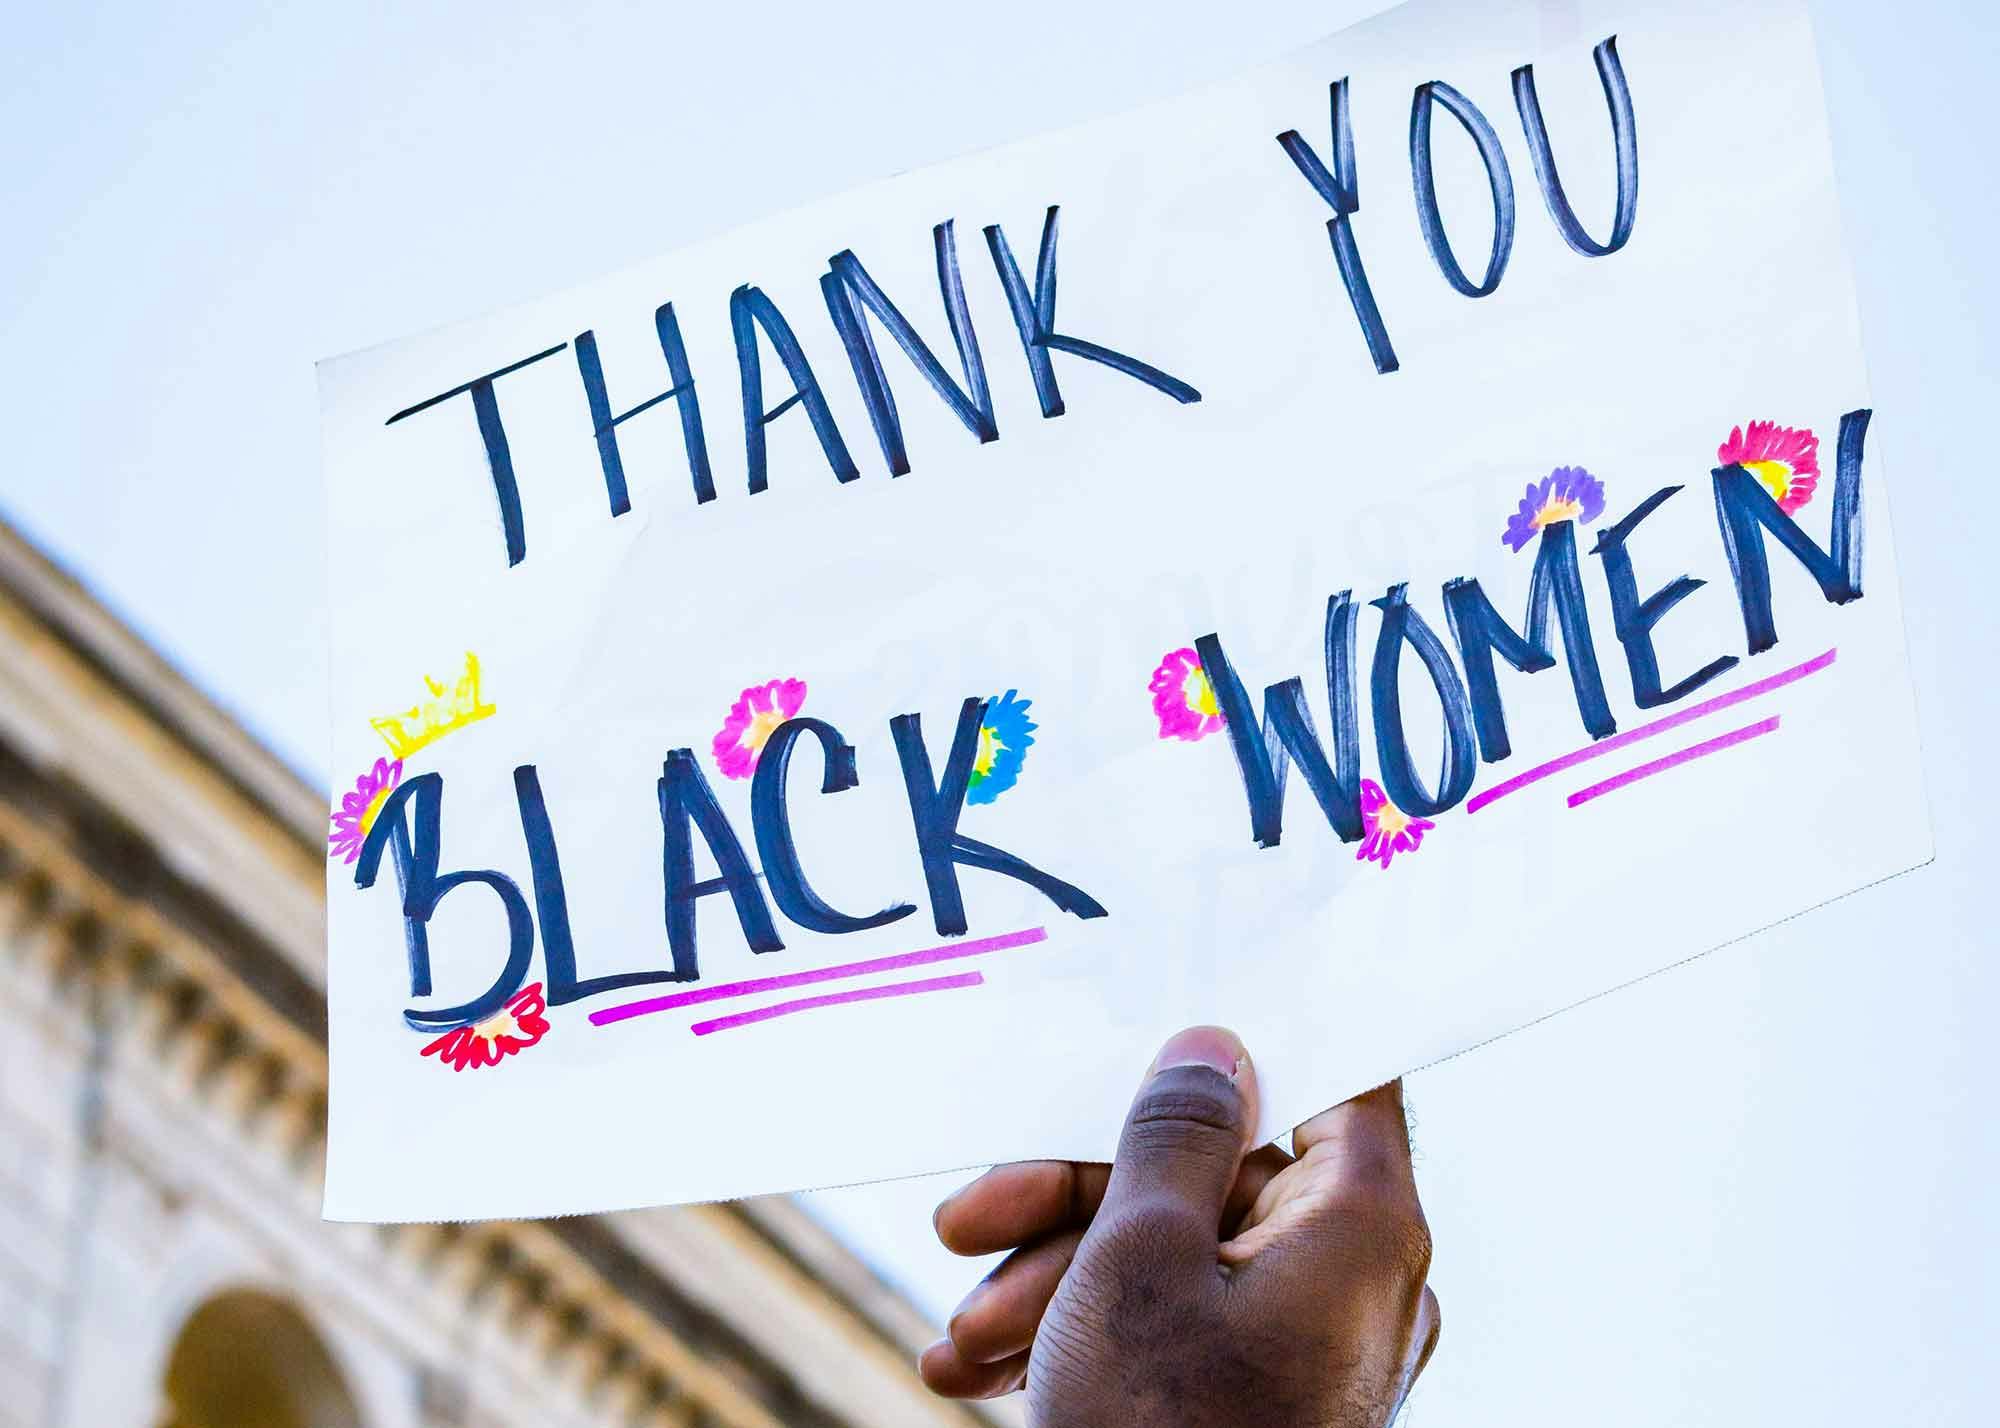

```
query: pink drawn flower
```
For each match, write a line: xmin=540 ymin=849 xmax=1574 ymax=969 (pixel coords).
xmin=712 ymin=678 xmax=808 ymax=779
xmin=420 ymin=982 xmax=550 ymax=1072
xmin=1150 ymin=648 xmax=1225 ymax=743
xmin=328 ymin=757 xmax=404 ymax=864
xmin=1719 ymin=421 xmax=1820 ymax=514
xmin=1356 ymin=779 xmax=1435 ymax=870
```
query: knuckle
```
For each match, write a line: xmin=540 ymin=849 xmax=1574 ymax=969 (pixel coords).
xmin=1125 ymin=1070 xmax=1243 ymax=1141
xmin=1092 ymin=1194 xmax=1201 ymax=1262
xmin=1120 ymin=1112 xmax=1238 ymax=1173
xmin=1115 ymin=1113 xmax=1245 ymax=1203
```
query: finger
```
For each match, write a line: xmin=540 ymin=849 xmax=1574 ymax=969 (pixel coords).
xmin=917 ymin=1339 xmax=1030 ymax=1399
xmin=933 ymin=1161 xmax=1110 ymax=1256
xmin=1224 ymin=1081 xmax=1424 ymax=1268
xmin=1291 ymin=1078 xmax=1415 ymax=1194
xmin=1089 ymin=1026 xmax=1258 ymax=1258
xmin=936 ymin=1145 xmax=1289 ymax=1256
xmin=946 ymin=1229 xmax=1085 ymax=1364
xmin=1223 ymin=1143 xmax=1293 ymax=1233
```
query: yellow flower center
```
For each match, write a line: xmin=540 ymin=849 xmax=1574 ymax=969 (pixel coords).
xmin=1374 ymin=800 xmax=1412 ymax=837
xmin=1533 ymin=495 xmax=1585 ymax=530
xmin=744 ymin=706 xmax=787 ymax=752
xmin=472 ymin=1007 xmax=521 ymax=1043
xmin=1743 ymin=459 xmax=1793 ymax=502
xmin=973 ymin=724 xmax=1005 ymax=777
xmin=1186 ymin=667 xmax=1220 ymax=718
xmin=357 ymin=785 xmax=392 ymax=836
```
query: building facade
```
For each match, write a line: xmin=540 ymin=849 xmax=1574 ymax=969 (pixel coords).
xmin=0 ymin=518 xmax=1016 ymax=1428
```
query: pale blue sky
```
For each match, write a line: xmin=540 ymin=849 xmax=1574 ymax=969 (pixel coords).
xmin=4 ymin=2 xmax=1995 ymax=1422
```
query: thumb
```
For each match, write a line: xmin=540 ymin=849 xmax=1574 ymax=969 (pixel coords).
xmin=1089 ymin=1027 xmax=1260 ymax=1258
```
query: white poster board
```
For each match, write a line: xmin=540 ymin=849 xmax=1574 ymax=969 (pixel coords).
xmin=318 ymin=0 xmax=1930 ymax=1221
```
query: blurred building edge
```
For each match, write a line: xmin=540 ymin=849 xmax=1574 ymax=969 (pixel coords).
xmin=0 ymin=517 xmax=1022 ymax=1428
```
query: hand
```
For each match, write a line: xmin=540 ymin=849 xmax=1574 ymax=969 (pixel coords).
xmin=920 ymin=1027 xmax=1440 ymax=1427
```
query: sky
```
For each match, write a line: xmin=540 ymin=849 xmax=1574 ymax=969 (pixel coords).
xmin=4 ymin=1 xmax=1996 ymax=1423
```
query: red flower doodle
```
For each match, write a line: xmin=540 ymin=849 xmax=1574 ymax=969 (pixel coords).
xmin=420 ymin=983 xmax=550 ymax=1072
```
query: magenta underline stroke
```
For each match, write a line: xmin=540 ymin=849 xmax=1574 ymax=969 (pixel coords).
xmin=1465 ymin=647 xmax=1835 ymax=816
xmin=1566 ymin=716 xmax=1782 ymax=809
xmin=690 ymin=971 xmax=985 ymax=1036
xmin=588 ymin=926 xmax=1045 ymax=1027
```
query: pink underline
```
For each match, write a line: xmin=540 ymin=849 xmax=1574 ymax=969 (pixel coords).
xmin=1567 ymin=716 xmax=1782 ymax=809
xmin=588 ymin=926 xmax=1045 ymax=1027
xmin=1465 ymin=647 xmax=1835 ymax=816
xmin=691 ymin=971 xmax=985 ymax=1035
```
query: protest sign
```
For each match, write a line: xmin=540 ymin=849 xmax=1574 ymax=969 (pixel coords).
xmin=319 ymin=0 xmax=1931 ymax=1220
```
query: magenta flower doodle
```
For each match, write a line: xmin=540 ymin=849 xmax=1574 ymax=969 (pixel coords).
xmin=712 ymin=677 xmax=808 ymax=779
xmin=1718 ymin=420 xmax=1820 ymax=514
xmin=1150 ymin=647 xmax=1225 ymax=743
xmin=1356 ymin=778 xmax=1436 ymax=870
xmin=328 ymin=757 xmax=404 ymax=865
xmin=1502 ymin=466 xmax=1606 ymax=553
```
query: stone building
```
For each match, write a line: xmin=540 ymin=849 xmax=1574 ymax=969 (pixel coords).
xmin=0 ymin=517 xmax=1016 ymax=1428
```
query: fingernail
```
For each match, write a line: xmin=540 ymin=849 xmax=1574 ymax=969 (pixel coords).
xmin=1149 ymin=1025 xmax=1247 ymax=1082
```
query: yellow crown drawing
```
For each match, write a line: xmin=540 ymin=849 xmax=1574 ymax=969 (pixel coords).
xmin=371 ymin=651 xmax=497 ymax=761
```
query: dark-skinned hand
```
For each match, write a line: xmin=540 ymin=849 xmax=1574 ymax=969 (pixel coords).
xmin=920 ymin=1026 xmax=1440 ymax=1427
